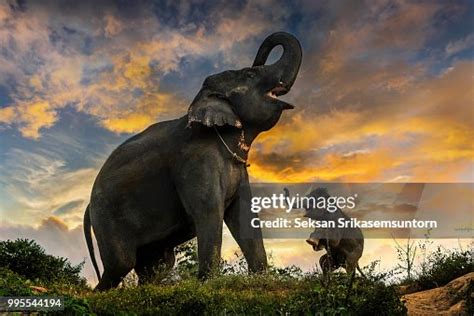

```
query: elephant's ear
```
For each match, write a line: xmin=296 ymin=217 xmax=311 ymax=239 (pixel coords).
xmin=187 ymin=91 xmax=242 ymax=128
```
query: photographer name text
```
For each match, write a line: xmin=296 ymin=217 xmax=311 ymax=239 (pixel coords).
xmin=251 ymin=218 xmax=438 ymax=229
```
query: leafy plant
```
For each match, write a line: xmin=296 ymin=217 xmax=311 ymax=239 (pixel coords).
xmin=175 ymin=239 xmax=199 ymax=277
xmin=0 ymin=239 xmax=86 ymax=287
xmin=414 ymin=245 xmax=473 ymax=290
xmin=393 ymin=236 xmax=417 ymax=282
xmin=0 ymin=268 xmax=35 ymax=296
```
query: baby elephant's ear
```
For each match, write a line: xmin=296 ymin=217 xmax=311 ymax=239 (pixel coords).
xmin=187 ymin=91 xmax=242 ymax=128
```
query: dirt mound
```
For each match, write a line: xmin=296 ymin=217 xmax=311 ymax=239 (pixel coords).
xmin=402 ymin=272 xmax=473 ymax=315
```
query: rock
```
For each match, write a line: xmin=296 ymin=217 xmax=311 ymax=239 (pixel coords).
xmin=402 ymin=272 xmax=473 ymax=315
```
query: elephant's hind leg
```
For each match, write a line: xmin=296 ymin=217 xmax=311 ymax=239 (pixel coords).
xmin=135 ymin=246 xmax=175 ymax=285
xmin=95 ymin=240 xmax=136 ymax=291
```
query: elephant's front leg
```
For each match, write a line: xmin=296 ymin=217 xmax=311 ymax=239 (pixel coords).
xmin=174 ymin=167 xmax=225 ymax=279
xmin=194 ymin=208 xmax=224 ymax=278
xmin=224 ymin=181 xmax=267 ymax=273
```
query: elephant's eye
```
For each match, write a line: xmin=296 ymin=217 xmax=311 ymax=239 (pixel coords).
xmin=246 ymin=71 xmax=256 ymax=79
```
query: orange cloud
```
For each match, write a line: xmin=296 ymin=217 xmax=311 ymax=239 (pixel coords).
xmin=102 ymin=113 xmax=156 ymax=134
xmin=249 ymin=148 xmax=393 ymax=183
xmin=0 ymin=106 xmax=15 ymax=123
xmin=16 ymin=101 xmax=57 ymax=139
xmin=103 ymin=13 xmax=123 ymax=38
xmin=248 ymin=61 xmax=474 ymax=183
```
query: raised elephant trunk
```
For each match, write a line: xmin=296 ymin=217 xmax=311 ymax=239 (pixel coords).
xmin=252 ymin=32 xmax=302 ymax=93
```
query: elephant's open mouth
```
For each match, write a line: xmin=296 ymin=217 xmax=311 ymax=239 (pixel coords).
xmin=266 ymin=83 xmax=289 ymax=99
xmin=265 ymin=83 xmax=294 ymax=109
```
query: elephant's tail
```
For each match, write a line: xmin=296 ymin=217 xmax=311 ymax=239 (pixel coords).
xmin=356 ymin=264 xmax=366 ymax=278
xmin=84 ymin=205 xmax=101 ymax=281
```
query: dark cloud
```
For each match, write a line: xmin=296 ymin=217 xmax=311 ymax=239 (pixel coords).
xmin=53 ymin=200 xmax=85 ymax=215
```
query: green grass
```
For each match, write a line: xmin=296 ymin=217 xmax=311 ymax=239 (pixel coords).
xmin=1 ymin=267 xmax=407 ymax=315
xmin=0 ymin=239 xmax=408 ymax=315
xmin=91 ymin=275 xmax=406 ymax=315
xmin=3 ymin=238 xmax=471 ymax=315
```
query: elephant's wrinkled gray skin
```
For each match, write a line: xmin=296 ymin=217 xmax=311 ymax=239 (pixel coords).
xmin=84 ymin=32 xmax=302 ymax=290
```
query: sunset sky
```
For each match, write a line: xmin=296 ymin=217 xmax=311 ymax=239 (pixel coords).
xmin=0 ymin=0 xmax=473 ymax=283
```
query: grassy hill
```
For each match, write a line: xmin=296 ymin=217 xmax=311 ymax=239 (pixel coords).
xmin=1 ymin=266 xmax=406 ymax=315
xmin=1 ymin=238 xmax=472 ymax=315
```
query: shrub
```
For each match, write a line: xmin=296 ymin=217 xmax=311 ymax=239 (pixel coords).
xmin=0 ymin=267 xmax=35 ymax=296
xmin=0 ymin=239 xmax=86 ymax=287
xmin=415 ymin=246 xmax=473 ymax=290
xmin=175 ymin=239 xmax=199 ymax=277
xmin=0 ymin=267 xmax=93 ymax=315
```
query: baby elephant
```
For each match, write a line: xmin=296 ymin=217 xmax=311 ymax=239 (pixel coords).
xmin=306 ymin=231 xmax=365 ymax=278
xmin=303 ymin=188 xmax=365 ymax=278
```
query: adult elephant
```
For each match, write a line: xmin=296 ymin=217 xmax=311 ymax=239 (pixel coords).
xmin=84 ymin=32 xmax=302 ymax=290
